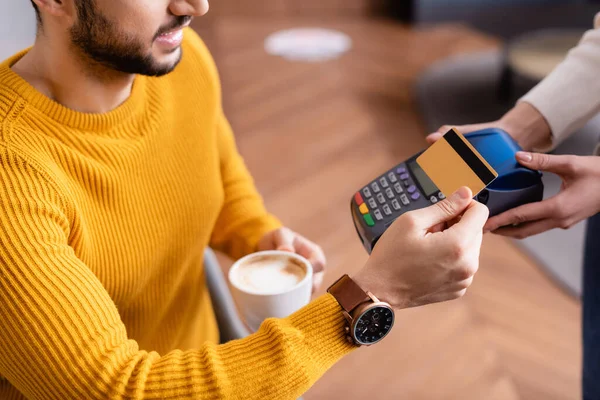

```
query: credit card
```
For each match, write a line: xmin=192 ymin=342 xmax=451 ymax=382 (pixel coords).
xmin=416 ymin=128 xmax=498 ymax=197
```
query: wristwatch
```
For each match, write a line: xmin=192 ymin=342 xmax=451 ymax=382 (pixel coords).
xmin=327 ymin=274 xmax=395 ymax=346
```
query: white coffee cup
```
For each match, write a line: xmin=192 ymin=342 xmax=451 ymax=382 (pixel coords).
xmin=228 ymin=250 xmax=313 ymax=332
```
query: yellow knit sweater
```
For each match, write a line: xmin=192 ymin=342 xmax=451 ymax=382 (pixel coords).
xmin=0 ymin=29 xmax=354 ymax=400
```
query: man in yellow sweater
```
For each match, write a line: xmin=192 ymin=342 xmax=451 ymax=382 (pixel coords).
xmin=0 ymin=0 xmax=489 ymax=399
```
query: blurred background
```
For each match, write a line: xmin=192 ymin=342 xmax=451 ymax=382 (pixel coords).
xmin=2 ymin=0 xmax=599 ymax=399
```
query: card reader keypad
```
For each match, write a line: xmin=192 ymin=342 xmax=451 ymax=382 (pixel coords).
xmin=373 ymin=209 xmax=383 ymax=221
xmin=355 ymin=163 xmax=445 ymax=228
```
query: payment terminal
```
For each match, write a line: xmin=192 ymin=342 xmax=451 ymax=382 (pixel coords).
xmin=351 ymin=128 xmax=544 ymax=253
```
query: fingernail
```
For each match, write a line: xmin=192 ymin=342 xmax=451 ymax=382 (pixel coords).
xmin=516 ymin=151 xmax=532 ymax=162
xmin=453 ymin=187 xmax=471 ymax=200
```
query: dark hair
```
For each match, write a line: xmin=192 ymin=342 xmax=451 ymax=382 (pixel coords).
xmin=30 ymin=1 xmax=42 ymax=25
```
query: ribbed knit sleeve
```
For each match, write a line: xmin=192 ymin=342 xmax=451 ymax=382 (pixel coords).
xmin=0 ymin=146 xmax=355 ymax=399
xmin=209 ymin=112 xmax=282 ymax=260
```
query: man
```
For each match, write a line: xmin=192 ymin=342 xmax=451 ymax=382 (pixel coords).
xmin=427 ymin=12 xmax=600 ymax=400
xmin=0 ymin=0 xmax=489 ymax=398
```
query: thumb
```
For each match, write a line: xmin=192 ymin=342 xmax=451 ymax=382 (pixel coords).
xmin=516 ymin=152 xmax=577 ymax=175
xmin=273 ymin=228 xmax=296 ymax=252
xmin=409 ymin=187 xmax=473 ymax=230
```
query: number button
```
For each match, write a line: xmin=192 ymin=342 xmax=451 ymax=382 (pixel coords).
xmin=371 ymin=182 xmax=381 ymax=193
xmin=382 ymin=204 xmax=392 ymax=216
xmin=368 ymin=198 xmax=378 ymax=209
xmin=379 ymin=177 xmax=389 ymax=188
xmin=430 ymin=196 xmax=438 ymax=204
xmin=373 ymin=209 xmax=383 ymax=221
xmin=438 ymin=192 xmax=446 ymax=200
xmin=376 ymin=193 xmax=386 ymax=204
xmin=400 ymin=194 xmax=410 ymax=206
xmin=387 ymin=172 xmax=398 ymax=183
xmin=391 ymin=199 xmax=401 ymax=210
xmin=393 ymin=183 xmax=404 ymax=194
xmin=363 ymin=187 xmax=372 ymax=198
xmin=385 ymin=188 xmax=395 ymax=199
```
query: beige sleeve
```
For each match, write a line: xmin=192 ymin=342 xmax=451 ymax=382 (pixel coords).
xmin=518 ymin=13 xmax=600 ymax=153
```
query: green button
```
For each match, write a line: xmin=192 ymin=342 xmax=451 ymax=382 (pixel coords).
xmin=363 ymin=214 xmax=375 ymax=227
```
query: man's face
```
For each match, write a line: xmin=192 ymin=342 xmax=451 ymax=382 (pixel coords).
xmin=69 ymin=0 xmax=209 ymax=77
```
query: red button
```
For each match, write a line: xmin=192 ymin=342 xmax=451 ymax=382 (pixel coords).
xmin=354 ymin=192 xmax=364 ymax=205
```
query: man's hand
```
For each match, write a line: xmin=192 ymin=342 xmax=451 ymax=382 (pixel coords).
xmin=484 ymin=152 xmax=600 ymax=238
xmin=353 ymin=187 xmax=489 ymax=309
xmin=257 ymin=228 xmax=326 ymax=293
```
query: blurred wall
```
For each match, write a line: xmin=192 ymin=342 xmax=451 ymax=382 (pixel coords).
xmin=417 ymin=0 xmax=597 ymax=39
xmin=0 ymin=0 xmax=36 ymax=60
xmin=208 ymin=0 xmax=370 ymax=17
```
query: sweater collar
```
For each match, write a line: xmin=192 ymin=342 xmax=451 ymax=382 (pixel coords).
xmin=0 ymin=48 xmax=148 ymax=132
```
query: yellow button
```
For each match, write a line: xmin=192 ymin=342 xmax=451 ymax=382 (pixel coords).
xmin=359 ymin=203 xmax=369 ymax=215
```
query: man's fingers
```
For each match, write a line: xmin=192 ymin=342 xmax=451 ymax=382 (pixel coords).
xmin=516 ymin=152 xmax=578 ymax=175
xmin=293 ymin=235 xmax=326 ymax=273
xmin=492 ymin=218 xmax=559 ymax=239
xmin=447 ymin=201 xmax=489 ymax=240
xmin=428 ymin=221 xmax=447 ymax=234
xmin=273 ymin=228 xmax=296 ymax=252
xmin=484 ymin=198 xmax=560 ymax=232
xmin=271 ymin=230 xmax=326 ymax=274
xmin=312 ymin=272 xmax=325 ymax=294
xmin=409 ymin=187 xmax=473 ymax=230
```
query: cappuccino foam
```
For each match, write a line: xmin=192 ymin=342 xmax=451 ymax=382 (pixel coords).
xmin=232 ymin=255 xmax=306 ymax=294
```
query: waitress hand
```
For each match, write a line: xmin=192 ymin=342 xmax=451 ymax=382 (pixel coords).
xmin=483 ymin=152 xmax=600 ymax=238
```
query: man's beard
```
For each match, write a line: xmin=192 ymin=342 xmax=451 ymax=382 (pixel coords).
xmin=69 ymin=0 xmax=189 ymax=77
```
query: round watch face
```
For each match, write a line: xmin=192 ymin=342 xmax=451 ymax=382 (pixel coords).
xmin=353 ymin=305 xmax=394 ymax=345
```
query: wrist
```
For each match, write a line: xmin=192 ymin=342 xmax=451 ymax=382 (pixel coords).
xmin=328 ymin=274 xmax=397 ymax=346
xmin=500 ymin=102 xmax=552 ymax=151
xmin=352 ymin=269 xmax=407 ymax=310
